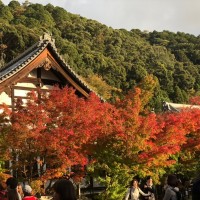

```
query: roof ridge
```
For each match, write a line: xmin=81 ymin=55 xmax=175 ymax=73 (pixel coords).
xmin=0 ymin=42 xmax=40 ymax=72
xmin=1 ymin=33 xmax=54 ymax=72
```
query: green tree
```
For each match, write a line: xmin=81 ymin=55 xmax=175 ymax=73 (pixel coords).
xmin=83 ymin=74 xmax=121 ymax=101
xmin=24 ymin=4 xmax=55 ymax=29
xmin=0 ymin=5 xmax=13 ymax=21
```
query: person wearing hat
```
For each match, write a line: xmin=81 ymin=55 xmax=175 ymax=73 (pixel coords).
xmin=22 ymin=185 xmax=37 ymax=200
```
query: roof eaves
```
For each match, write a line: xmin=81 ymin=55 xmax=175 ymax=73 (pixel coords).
xmin=47 ymin=42 xmax=105 ymax=101
xmin=0 ymin=43 xmax=48 ymax=83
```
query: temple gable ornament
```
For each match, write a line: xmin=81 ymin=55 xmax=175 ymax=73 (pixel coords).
xmin=43 ymin=58 xmax=52 ymax=71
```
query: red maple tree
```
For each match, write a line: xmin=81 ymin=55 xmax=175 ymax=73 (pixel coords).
xmin=1 ymin=82 xmax=200 ymax=187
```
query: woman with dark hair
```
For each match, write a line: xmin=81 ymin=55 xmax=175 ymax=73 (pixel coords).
xmin=53 ymin=179 xmax=76 ymax=200
xmin=163 ymin=174 xmax=179 ymax=200
xmin=125 ymin=179 xmax=150 ymax=200
xmin=6 ymin=177 xmax=20 ymax=200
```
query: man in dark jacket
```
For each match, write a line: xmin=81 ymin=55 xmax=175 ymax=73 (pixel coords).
xmin=141 ymin=176 xmax=156 ymax=200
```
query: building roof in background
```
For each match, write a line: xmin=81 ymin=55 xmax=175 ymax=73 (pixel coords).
xmin=163 ymin=101 xmax=200 ymax=112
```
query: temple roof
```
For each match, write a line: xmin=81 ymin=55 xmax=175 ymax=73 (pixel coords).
xmin=163 ymin=101 xmax=200 ymax=112
xmin=0 ymin=33 xmax=96 ymax=98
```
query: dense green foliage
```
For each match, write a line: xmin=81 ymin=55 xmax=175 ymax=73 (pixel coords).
xmin=1 ymin=0 xmax=200 ymax=110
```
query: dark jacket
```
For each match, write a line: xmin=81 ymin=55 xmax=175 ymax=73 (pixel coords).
xmin=192 ymin=179 xmax=200 ymax=200
xmin=140 ymin=183 xmax=156 ymax=200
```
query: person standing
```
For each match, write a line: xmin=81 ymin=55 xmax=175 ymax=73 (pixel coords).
xmin=141 ymin=176 xmax=156 ymax=200
xmin=17 ymin=184 xmax=24 ymax=200
xmin=192 ymin=174 xmax=200 ymax=200
xmin=0 ymin=181 xmax=7 ymax=200
xmin=125 ymin=179 xmax=150 ymax=200
xmin=6 ymin=177 xmax=20 ymax=200
xmin=163 ymin=174 xmax=179 ymax=200
xmin=53 ymin=179 xmax=76 ymax=200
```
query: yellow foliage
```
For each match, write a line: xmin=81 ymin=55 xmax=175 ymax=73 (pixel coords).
xmin=30 ymin=179 xmax=44 ymax=194
xmin=83 ymin=74 xmax=121 ymax=100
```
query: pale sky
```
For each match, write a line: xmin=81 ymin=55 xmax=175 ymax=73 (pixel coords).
xmin=2 ymin=0 xmax=200 ymax=36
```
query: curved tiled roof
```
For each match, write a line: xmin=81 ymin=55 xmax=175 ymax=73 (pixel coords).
xmin=0 ymin=34 xmax=97 ymax=97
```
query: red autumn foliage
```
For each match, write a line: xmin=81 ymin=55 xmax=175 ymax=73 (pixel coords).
xmin=0 ymin=86 xmax=123 ymax=181
xmin=1 ymin=84 xmax=200 ymax=183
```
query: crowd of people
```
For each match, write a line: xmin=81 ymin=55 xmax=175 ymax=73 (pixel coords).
xmin=125 ymin=176 xmax=156 ymax=200
xmin=125 ymin=174 xmax=200 ymax=200
xmin=0 ymin=174 xmax=200 ymax=200
xmin=0 ymin=177 xmax=77 ymax=200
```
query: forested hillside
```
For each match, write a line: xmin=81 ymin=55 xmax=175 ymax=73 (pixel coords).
xmin=1 ymin=0 xmax=200 ymax=111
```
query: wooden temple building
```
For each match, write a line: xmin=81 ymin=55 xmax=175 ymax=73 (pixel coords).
xmin=0 ymin=34 xmax=106 ymax=196
xmin=0 ymin=33 xmax=93 ymax=108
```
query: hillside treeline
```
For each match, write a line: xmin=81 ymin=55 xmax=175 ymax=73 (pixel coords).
xmin=1 ymin=0 xmax=200 ymax=111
